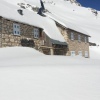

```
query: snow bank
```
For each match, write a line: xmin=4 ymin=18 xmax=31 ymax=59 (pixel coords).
xmin=90 ymin=46 xmax=100 ymax=59
xmin=0 ymin=47 xmax=43 ymax=61
xmin=0 ymin=47 xmax=100 ymax=100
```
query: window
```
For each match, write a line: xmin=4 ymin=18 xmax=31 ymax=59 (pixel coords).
xmin=78 ymin=35 xmax=81 ymax=42
xmin=71 ymin=32 xmax=74 ymax=40
xmin=78 ymin=51 xmax=82 ymax=56
xmin=13 ymin=23 xmax=20 ymax=35
xmin=85 ymin=36 xmax=87 ymax=43
xmin=34 ymin=28 xmax=39 ymax=39
xmin=85 ymin=51 xmax=88 ymax=58
xmin=71 ymin=51 xmax=75 ymax=56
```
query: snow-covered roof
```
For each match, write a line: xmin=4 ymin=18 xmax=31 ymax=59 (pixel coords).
xmin=45 ymin=12 xmax=90 ymax=36
xmin=23 ymin=0 xmax=100 ymax=44
xmin=0 ymin=0 xmax=66 ymax=44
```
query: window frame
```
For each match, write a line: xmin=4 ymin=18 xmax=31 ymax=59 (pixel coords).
xmin=78 ymin=34 xmax=81 ymax=42
xmin=71 ymin=32 xmax=74 ymax=40
xmin=33 ymin=28 xmax=39 ymax=39
xmin=13 ymin=23 xmax=20 ymax=36
xmin=85 ymin=51 xmax=89 ymax=58
xmin=85 ymin=36 xmax=87 ymax=43
xmin=71 ymin=51 xmax=76 ymax=56
xmin=78 ymin=51 xmax=82 ymax=56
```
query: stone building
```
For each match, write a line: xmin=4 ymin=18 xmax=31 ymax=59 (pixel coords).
xmin=0 ymin=17 xmax=67 ymax=55
xmin=57 ymin=23 xmax=90 ymax=58
xmin=0 ymin=1 xmax=90 ymax=57
xmin=0 ymin=16 xmax=90 ymax=57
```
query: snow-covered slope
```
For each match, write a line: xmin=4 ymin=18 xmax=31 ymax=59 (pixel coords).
xmin=0 ymin=47 xmax=100 ymax=100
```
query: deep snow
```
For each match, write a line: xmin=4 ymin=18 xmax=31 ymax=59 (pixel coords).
xmin=0 ymin=47 xmax=100 ymax=100
xmin=0 ymin=0 xmax=100 ymax=99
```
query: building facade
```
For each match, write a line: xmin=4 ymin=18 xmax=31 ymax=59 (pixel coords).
xmin=57 ymin=23 xmax=90 ymax=58
xmin=0 ymin=17 xmax=67 ymax=55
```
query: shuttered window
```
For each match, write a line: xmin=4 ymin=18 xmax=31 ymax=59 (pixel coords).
xmin=78 ymin=35 xmax=81 ymax=42
xmin=13 ymin=23 xmax=20 ymax=35
xmin=71 ymin=32 xmax=74 ymax=40
xmin=34 ymin=28 xmax=39 ymax=39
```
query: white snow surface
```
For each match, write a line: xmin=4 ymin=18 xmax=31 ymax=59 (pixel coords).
xmin=90 ymin=46 xmax=100 ymax=60
xmin=0 ymin=47 xmax=100 ymax=100
xmin=0 ymin=1 xmax=100 ymax=99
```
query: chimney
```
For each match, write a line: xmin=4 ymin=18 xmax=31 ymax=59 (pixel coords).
xmin=17 ymin=9 xmax=23 ymax=15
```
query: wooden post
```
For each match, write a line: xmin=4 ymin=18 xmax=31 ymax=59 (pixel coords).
xmin=50 ymin=48 xmax=54 ymax=55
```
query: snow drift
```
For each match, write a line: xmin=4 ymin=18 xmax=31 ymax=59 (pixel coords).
xmin=0 ymin=47 xmax=100 ymax=100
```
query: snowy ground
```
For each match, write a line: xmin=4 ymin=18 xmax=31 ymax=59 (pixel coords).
xmin=0 ymin=47 xmax=100 ymax=100
xmin=0 ymin=0 xmax=100 ymax=99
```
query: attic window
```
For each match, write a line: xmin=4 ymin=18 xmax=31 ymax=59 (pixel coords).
xmin=85 ymin=36 xmax=87 ymax=43
xmin=71 ymin=32 xmax=74 ymax=40
xmin=17 ymin=9 xmax=23 ymax=15
xmin=78 ymin=35 xmax=81 ymax=42
xmin=33 ymin=28 xmax=40 ymax=39
xmin=13 ymin=23 xmax=20 ymax=35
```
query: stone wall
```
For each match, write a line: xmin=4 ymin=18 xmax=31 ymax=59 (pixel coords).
xmin=57 ymin=24 xmax=90 ymax=57
xmin=67 ymin=29 xmax=89 ymax=57
xmin=0 ymin=18 xmax=68 ymax=56
xmin=0 ymin=19 xmax=2 ymax=47
xmin=0 ymin=18 xmax=43 ymax=48
xmin=0 ymin=18 xmax=60 ymax=55
xmin=42 ymin=31 xmax=52 ymax=47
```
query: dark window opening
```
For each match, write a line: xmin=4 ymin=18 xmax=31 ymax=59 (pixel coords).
xmin=21 ymin=39 xmax=35 ymax=47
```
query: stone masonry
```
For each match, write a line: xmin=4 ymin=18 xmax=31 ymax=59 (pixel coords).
xmin=0 ymin=18 xmax=42 ymax=48
xmin=0 ymin=19 xmax=2 ymax=47
xmin=57 ymin=24 xmax=90 ymax=57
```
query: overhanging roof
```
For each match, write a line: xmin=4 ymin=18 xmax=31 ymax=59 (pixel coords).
xmin=51 ymin=39 xmax=67 ymax=46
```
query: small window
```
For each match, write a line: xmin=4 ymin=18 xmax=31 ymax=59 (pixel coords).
xmin=78 ymin=35 xmax=81 ymax=42
xmin=17 ymin=26 xmax=19 ymax=28
xmin=71 ymin=51 xmax=75 ymax=56
xmin=18 ymin=31 xmax=20 ymax=34
xmin=13 ymin=23 xmax=20 ymax=35
xmin=85 ymin=51 xmax=89 ymax=58
xmin=71 ymin=32 xmax=74 ymax=40
xmin=34 ymin=28 xmax=39 ymax=39
xmin=78 ymin=51 xmax=82 ymax=56
xmin=85 ymin=36 xmax=87 ymax=43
